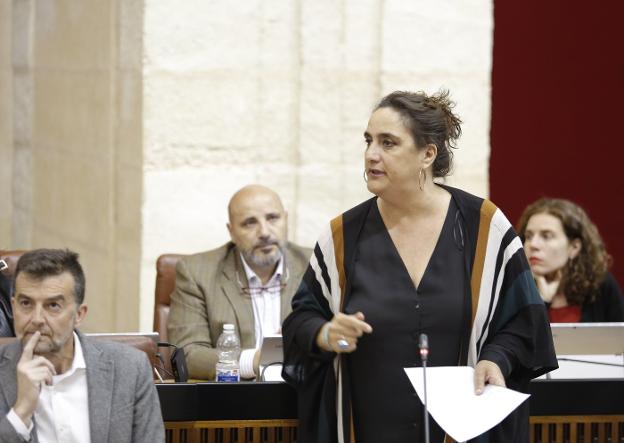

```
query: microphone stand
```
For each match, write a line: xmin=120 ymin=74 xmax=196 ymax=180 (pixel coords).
xmin=419 ymin=334 xmax=430 ymax=443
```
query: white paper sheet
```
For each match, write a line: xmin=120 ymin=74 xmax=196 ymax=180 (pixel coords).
xmin=404 ymin=366 xmax=529 ymax=442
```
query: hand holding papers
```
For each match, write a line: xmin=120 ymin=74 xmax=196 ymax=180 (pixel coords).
xmin=404 ymin=366 xmax=529 ymax=442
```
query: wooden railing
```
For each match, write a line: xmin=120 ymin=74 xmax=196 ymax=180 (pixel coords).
xmin=164 ymin=417 xmax=624 ymax=443
xmin=158 ymin=380 xmax=624 ymax=443
xmin=530 ymin=415 xmax=624 ymax=443
xmin=165 ymin=420 xmax=298 ymax=443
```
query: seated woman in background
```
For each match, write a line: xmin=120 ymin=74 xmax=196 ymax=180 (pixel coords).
xmin=517 ymin=198 xmax=624 ymax=322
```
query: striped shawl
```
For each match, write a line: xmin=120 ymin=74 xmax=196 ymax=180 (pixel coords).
xmin=282 ymin=185 xmax=557 ymax=443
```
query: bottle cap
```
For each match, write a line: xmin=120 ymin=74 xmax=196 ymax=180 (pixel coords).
xmin=223 ymin=323 xmax=235 ymax=332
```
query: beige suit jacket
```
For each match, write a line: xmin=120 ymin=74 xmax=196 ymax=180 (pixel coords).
xmin=167 ymin=241 xmax=311 ymax=380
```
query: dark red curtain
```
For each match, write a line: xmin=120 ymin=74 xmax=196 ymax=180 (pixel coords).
xmin=490 ymin=0 xmax=624 ymax=286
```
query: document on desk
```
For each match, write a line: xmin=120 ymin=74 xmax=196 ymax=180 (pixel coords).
xmin=404 ymin=366 xmax=529 ymax=442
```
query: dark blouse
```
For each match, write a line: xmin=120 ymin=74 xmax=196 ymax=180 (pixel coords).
xmin=546 ymin=272 xmax=624 ymax=322
xmin=580 ymin=272 xmax=624 ymax=322
xmin=345 ymin=198 xmax=465 ymax=443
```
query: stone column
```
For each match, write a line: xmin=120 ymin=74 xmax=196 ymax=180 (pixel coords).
xmin=4 ymin=0 xmax=143 ymax=332
xmin=0 ymin=1 xmax=13 ymax=244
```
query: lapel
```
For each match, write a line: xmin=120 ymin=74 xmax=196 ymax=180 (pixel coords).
xmin=220 ymin=249 xmax=255 ymax=346
xmin=80 ymin=332 xmax=114 ymax=443
xmin=280 ymin=246 xmax=301 ymax=323
xmin=0 ymin=342 xmax=19 ymax=411
xmin=0 ymin=341 xmax=39 ymax=443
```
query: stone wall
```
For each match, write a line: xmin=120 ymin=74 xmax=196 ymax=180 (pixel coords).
xmin=2 ymin=0 xmax=493 ymax=332
xmin=140 ymin=0 xmax=493 ymax=329
xmin=0 ymin=1 xmax=13 ymax=245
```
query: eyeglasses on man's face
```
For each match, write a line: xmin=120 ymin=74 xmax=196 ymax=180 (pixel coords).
xmin=235 ymin=269 xmax=289 ymax=297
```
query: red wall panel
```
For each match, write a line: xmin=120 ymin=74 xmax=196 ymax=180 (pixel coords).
xmin=490 ymin=0 xmax=624 ymax=286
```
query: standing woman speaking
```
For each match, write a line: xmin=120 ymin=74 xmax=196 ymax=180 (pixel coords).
xmin=282 ymin=90 xmax=557 ymax=443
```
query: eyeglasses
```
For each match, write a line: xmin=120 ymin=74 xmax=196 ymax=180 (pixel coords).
xmin=236 ymin=269 xmax=289 ymax=297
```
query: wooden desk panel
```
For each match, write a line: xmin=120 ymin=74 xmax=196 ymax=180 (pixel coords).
xmin=158 ymin=379 xmax=624 ymax=443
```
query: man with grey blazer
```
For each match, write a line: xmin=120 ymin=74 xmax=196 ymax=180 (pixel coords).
xmin=0 ymin=249 xmax=164 ymax=443
xmin=168 ymin=185 xmax=311 ymax=380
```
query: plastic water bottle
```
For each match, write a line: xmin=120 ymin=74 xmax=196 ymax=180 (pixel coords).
xmin=215 ymin=323 xmax=241 ymax=382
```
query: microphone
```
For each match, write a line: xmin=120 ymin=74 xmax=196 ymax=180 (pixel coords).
xmin=419 ymin=333 xmax=430 ymax=443
xmin=419 ymin=333 xmax=429 ymax=362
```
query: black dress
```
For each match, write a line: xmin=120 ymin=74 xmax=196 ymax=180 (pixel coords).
xmin=346 ymin=199 xmax=466 ymax=443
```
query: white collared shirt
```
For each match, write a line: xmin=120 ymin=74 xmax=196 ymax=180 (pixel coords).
xmin=238 ymin=254 xmax=284 ymax=378
xmin=8 ymin=331 xmax=91 ymax=443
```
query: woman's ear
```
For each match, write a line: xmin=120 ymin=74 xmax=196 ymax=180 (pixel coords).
xmin=569 ymin=238 xmax=582 ymax=259
xmin=422 ymin=143 xmax=438 ymax=168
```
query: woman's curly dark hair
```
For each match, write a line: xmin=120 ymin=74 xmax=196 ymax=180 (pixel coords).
xmin=516 ymin=198 xmax=611 ymax=305
xmin=375 ymin=89 xmax=462 ymax=178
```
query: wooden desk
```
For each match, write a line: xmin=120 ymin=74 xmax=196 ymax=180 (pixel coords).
xmin=158 ymin=379 xmax=624 ymax=443
xmin=528 ymin=379 xmax=624 ymax=443
xmin=158 ymin=382 xmax=297 ymax=443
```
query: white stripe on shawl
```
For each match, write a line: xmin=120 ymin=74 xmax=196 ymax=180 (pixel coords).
xmin=468 ymin=208 xmax=522 ymax=367
xmin=309 ymin=252 xmax=332 ymax=306
xmin=309 ymin=222 xmax=345 ymax=443
xmin=312 ymin=223 xmax=343 ymax=314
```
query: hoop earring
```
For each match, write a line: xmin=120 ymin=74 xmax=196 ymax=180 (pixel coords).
xmin=363 ymin=170 xmax=368 ymax=183
xmin=418 ymin=168 xmax=426 ymax=191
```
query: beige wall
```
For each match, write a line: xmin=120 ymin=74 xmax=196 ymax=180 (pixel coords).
xmin=1 ymin=0 xmax=143 ymax=332
xmin=2 ymin=0 xmax=493 ymax=332
xmin=0 ymin=1 xmax=13 ymax=245
xmin=139 ymin=0 xmax=494 ymax=329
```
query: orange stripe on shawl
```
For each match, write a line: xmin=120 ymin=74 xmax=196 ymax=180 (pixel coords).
xmin=470 ymin=199 xmax=497 ymax=324
xmin=330 ymin=215 xmax=346 ymax=310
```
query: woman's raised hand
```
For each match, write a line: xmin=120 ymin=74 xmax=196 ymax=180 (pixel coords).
xmin=534 ymin=271 xmax=561 ymax=303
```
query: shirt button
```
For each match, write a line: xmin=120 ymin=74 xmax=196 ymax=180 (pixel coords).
xmin=415 ymin=303 xmax=420 ymax=309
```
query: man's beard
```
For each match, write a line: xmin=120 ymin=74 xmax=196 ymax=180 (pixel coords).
xmin=242 ymin=241 xmax=284 ymax=269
